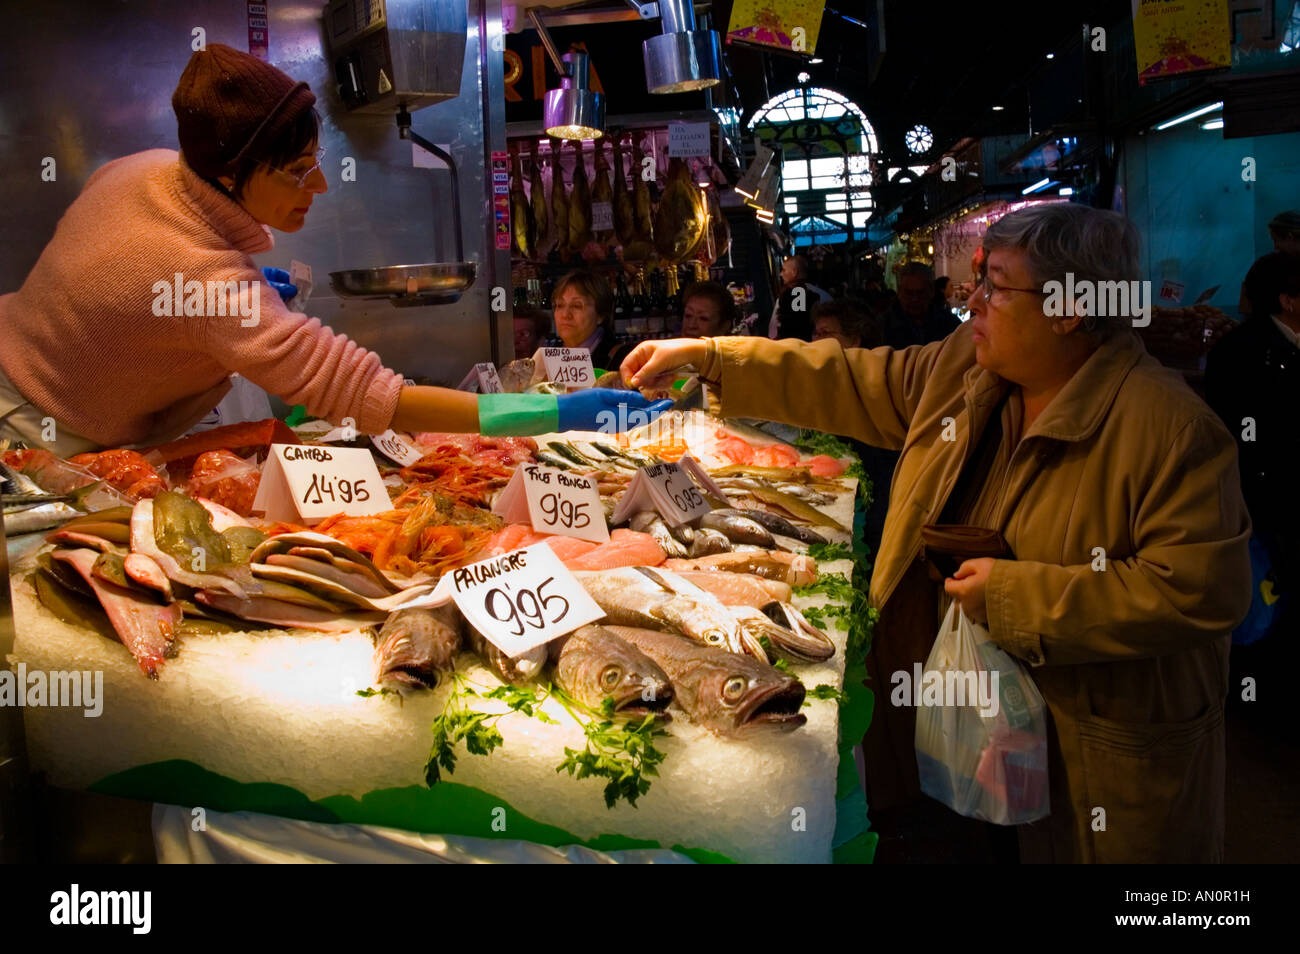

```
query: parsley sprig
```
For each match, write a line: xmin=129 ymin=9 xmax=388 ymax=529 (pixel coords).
xmin=804 ymin=684 xmax=849 ymax=707
xmin=424 ymin=673 xmax=556 ymax=786
xmin=553 ymin=692 xmax=669 ymax=809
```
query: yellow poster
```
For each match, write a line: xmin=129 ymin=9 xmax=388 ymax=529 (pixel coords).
xmin=727 ymin=0 xmax=826 ymax=55
xmin=1132 ymin=0 xmax=1231 ymax=84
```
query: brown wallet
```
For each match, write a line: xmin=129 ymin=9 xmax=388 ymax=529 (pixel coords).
xmin=920 ymin=524 xmax=1013 ymax=579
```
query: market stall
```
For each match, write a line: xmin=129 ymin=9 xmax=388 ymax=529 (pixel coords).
xmin=3 ymin=408 xmax=876 ymax=864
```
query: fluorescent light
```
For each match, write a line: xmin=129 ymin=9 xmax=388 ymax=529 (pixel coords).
xmin=992 ymin=105 xmax=1004 ymax=111
xmin=1201 ymin=118 xmax=1224 ymax=130
xmin=1022 ymin=177 xmax=1052 ymax=195
xmin=1058 ymin=186 xmax=1074 ymax=195
xmin=1155 ymin=102 xmax=1223 ymax=131
xmin=809 ymin=57 xmax=823 ymax=64
xmin=1045 ymin=53 xmax=1054 ymax=59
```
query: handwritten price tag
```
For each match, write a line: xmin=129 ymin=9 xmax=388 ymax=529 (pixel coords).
xmin=251 ymin=443 xmax=389 ymax=524
xmin=446 ymin=544 xmax=603 ymax=656
xmin=541 ymin=347 xmax=595 ymax=387
xmin=370 ymin=429 xmax=425 ymax=466
xmin=609 ymin=459 xmax=713 ymax=527
xmin=591 ymin=201 xmax=614 ymax=232
xmin=475 ymin=362 xmax=504 ymax=393
xmin=521 ymin=464 xmax=609 ymax=543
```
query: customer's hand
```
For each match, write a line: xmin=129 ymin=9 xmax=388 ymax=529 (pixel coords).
xmin=556 ymin=388 xmax=674 ymax=433
xmin=261 ymin=266 xmax=298 ymax=304
xmin=620 ymin=338 xmax=709 ymax=390
xmin=944 ymin=557 xmax=995 ymax=625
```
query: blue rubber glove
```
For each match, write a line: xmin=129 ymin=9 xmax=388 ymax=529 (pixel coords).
xmin=556 ymin=389 xmax=674 ymax=434
xmin=261 ymin=266 xmax=298 ymax=304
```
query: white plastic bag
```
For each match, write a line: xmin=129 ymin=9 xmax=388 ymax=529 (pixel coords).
xmin=914 ymin=602 xmax=1050 ymax=825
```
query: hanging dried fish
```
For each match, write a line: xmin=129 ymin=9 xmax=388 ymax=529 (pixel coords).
xmin=550 ymin=136 xmax=570 ymax=261
xmin=653 ymin=157 xmax=707 ymax=263
xmin=611 ymin=133 xmax=635 ymax=247
xmin=569 ymin=139 xmax=594 ymax=257
xmin=529 ymin=138 xmax=551 ymax=260
xmin=509 ymin=144 xmax=534 ymax=260
xmin=591 ymin=140 xmax=614 ymax=249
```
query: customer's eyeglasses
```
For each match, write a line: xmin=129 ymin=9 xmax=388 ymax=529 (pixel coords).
xmin=262 ymin=147 xmax=325 ymax=188
xmin=977 ymin=266 xmax=1045 ymax=303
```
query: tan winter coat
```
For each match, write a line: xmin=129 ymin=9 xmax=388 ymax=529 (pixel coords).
xmin=699 ymin=322 xmax=1251 ymax=862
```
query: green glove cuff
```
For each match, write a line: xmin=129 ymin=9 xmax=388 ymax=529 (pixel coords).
xmin=476 ymin=393 xmax=559 ymax=436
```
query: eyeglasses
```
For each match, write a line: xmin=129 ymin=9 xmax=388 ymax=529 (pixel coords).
xmin=977 ymin=266 xmax=1045 ymax=303
xmin=262 ymin=147 xmax=325 ymax=188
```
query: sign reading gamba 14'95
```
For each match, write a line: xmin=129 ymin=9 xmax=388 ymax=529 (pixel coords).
xmin=251 ymin=443 xmax=389 ymax=524
xmin=446 ymin=544 xmax=603 ymax=656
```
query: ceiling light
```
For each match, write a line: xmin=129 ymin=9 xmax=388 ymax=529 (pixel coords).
xmin=1021 ymin=177 xmax=1054 ymax=195
xmin=734 ymin=142 xmax=774 ymax=200
xmin=1045 ymin=53 xmax=1055 ymax=59
xmin=809 ymin=56 xmax=824 ymax=64
xmin=529 ymin=9 xmax=604 ymax=140
xmin=644 ymin=0 xmax=723 ymax=94
xmin=746 ymin=164 xmax=780 ymax=213
xmin=1154 ymin=101 xmax=1223 ymax=131
xmin=1058 ymin=186 xmax=1074 ymax=195
xmin=992 ymin=105 xmax=1004 ymax=111
xmin=1200 ymin=118 xmax=1224 ymax=130
xmin=797 ymin=71 xmax=811 ymax=84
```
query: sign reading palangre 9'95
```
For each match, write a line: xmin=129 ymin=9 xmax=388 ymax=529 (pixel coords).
xmin=447 ymin=544 xmax=603 ymax=656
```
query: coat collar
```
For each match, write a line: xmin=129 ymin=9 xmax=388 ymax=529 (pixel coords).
xmin=961 ymin=329 xmax=1145 ymax=443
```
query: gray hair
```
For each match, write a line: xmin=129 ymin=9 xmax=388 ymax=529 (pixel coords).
xmin=983 ymin=204 xmax=1141 ymax=335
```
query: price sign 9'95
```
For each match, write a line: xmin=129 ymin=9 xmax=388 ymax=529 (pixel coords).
xmin=521 ymin=464 xmax=609 ymax=543
xmin=447 ymin=544 xmax=603 ymax=656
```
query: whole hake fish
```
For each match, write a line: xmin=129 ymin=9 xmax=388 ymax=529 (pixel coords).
xmin=373 ymin=605 xmax=463 ymax=692
xmin=549 ymin=624 xmax=673 ymax=718
xmin=603 ymin=626 xmax=807 ymax=736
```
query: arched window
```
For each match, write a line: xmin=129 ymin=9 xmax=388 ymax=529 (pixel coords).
xmin=748 ymin=87 xmax=878 ymax=246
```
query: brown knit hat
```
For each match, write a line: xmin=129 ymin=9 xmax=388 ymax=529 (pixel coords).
xmin=172 ymin=43 xmax=316 ymax=180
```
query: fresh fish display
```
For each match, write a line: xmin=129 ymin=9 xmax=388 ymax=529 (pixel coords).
xmin=671 ymin=571 xmax=793 ymax=607
xmin=529 ymin=138 xmax=550 ymax=258
xmin=374 ymin=605 xmax=464 ymax=692
xmin=708 ymin=508 xmax=827 ymax=546
xmin=630 ymin=511 xmax=688 ymax=558
xmin=611 ymin=133 xmax=635 ymax=246
xmin=549 ymin=136 xmax=570 ymax=260
xmin=603 ymin=627 xmax=807 ymax=736
xmin=756 ymin=602 xmax=836 ymax=663
xmin=130 ymin=497 xmax=248 ymax=597
xmin=663 ymin=551 xmax=818 ymax=587
xmin=53 ymin=548 xmax=179 ymax=678
xmin=467 ymin=625 xmax=547 ymax=685
xmin=699 ymin=510 xmax=776 ymax=549
xmin=712 ymin=480 xmax=846 ymax=531
xmin=688 ymin=527 xmax=732 ymax=557
xmin=576 ymin=566 xmax=753 ymax=657
xmin=2 ymin=461 xmax=83 ymax=534
xmin=195 ymin=591 xmax=385 ymax=633
xmin=549 ymin=624 xmax=673 ymax=718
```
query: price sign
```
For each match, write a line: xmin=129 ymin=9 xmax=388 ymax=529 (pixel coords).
xmin=522 ymin=464 xmax=608 ymax=543
xmin=370 ymin=429 xmax=425 ymax=466
xmin=476 ymin=362 xmax=504 ymax=393
xmin=591 ymin=201 xmax=614 ymax=232
xmin=541 ymin=347 xmax=595 ymax=388
xmin=446 ymin=544 xmax=604 ymax=656
xmin=251 ymin=443 xmax=389 ymax=524
xmin=610 ymin=459 xmax=713 ymax=526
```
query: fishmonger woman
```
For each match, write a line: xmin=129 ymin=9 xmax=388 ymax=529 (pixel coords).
xmin=0 ymin=45 xmax=656 ymax=454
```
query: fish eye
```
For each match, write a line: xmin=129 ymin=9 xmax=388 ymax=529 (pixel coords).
xmin=724 ymin=676 xmax=747 ymax=700
xmin=601 ymin=665 xmax=623 ymax=689
xmin=706 ymin=633 xmax=723 ymax=644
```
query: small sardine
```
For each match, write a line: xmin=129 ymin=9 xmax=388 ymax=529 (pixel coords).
xmin=699 ymin=511 xmax=776 ymax=549
xmin=709 ymin=508 xmax=827 ymax=546
xmin=688 ymin=527 xmax=732 ymax=557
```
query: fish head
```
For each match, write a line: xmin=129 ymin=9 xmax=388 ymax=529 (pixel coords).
xmin=698 ymin=659 xmax=807 ymax=734
xmin=565 ymin=633 xmax=675 ymax=717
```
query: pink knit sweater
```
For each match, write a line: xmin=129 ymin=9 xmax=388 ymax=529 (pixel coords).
xmin=0 ymin=150 xmax=403 ymax=447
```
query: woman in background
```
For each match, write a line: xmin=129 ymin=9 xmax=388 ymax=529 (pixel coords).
xmin=550 ymin=269 xmax=631 ymax=372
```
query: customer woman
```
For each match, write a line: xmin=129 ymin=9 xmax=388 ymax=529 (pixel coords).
xmin=0 ymin=45 xmax=657 ymax=454
xmin=624 ymin=204 xmax=1252 ymax=863
xmin=550 ymin=268 xmax=632 ymax=372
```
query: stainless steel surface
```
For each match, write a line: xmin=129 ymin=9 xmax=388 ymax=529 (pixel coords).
xmin=325 ymin=0 xmax=469 ymax=113
xmin=330 ymin=261 xmax=476 ymax=304
xmin=0 ymin=0 xmax=506 ymax=388
xmin=643 ymin=29 xmax=722 ymax=94
xmin=398 ymin=106 xmax=467 ymax=262
xmin=544 ymin=51 xmax=606 ymax=140
xmin=658 ymin=0 xmax=695 ymax=33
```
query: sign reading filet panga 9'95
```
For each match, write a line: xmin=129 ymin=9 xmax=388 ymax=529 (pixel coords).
xmin=447 ymin=544 xmax=604 ymax=656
